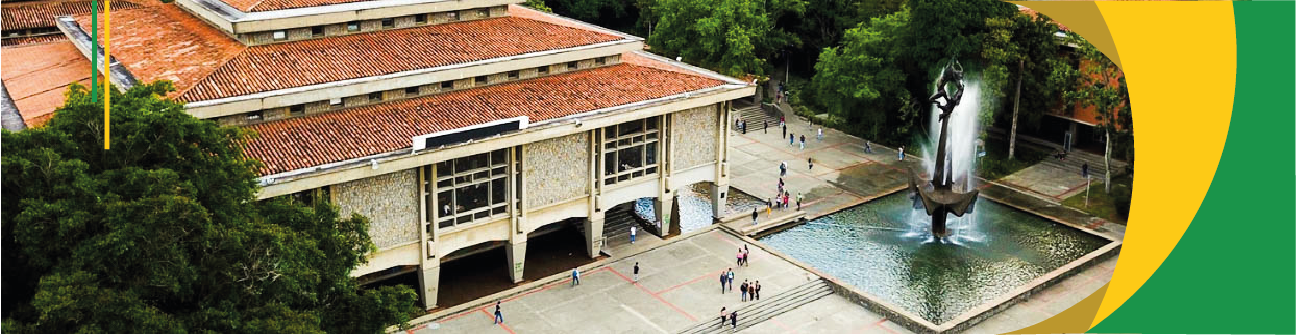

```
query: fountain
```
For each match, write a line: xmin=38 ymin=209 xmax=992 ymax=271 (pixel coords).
xmin=909 ymin=59 xmax=979 ymax=238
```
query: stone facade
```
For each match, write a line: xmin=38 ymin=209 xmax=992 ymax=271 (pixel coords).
xmin=524 ymin=133 xmax=590 ymax=208
xmin=334 ymin=169 xmax=420 ymax=249
xmin=671 ymin=105 xmax=718 ymax=171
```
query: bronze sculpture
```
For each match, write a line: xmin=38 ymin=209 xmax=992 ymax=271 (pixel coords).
xmin=909 ymin=59 xmax=978 ymax=238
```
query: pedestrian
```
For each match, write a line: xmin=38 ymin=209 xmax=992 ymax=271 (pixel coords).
xmin=899 ymin=146 xmax=905 ymax=161
xmin=494 ymin=301 xmax=503 ymax=324
xmin=720 ymin=272 xmax=728 ymax=293
xmin=571 ymin=268 xmax=580 ymax=287
xmin=808 ymin=157 xmax=813 ymax=170
xmin=755 ymin=281 xmax=761 ymax=300
xmin=741 ymin=120 xmax=747 ymax=134
xmin=865 ymin=140 xmax=873 ymax=154
xmin=817 ymin=127 xmax=823 ymax=141
xmin=1082 ymin=163 xmax=1090 ymax=178
xmin=751 ymin=208 xmax=758 ymax=225
xmin=730 ymin=311 xmax=738 ymax=330
xmin=797 ymin=192 xmax=803 ymax=211
xmin=766 ymin=201 xmax=772 ymax=217
xmin=728 ymin=269 xmax=735 ymax=292
xmin=783 ymin=192 xmax=790 ymax=209
xmin=743 ymin=249 xmax=750 ymax=267
xmin=799 ymin=135 xmax=806 ymax=150
xmin=633 ymin=262 xmax=640 ymax=282
xmin=737 ymin=248 xmax=744 ymax=266
xmin=629 ymin=225 xmax=637 ymax=244
xmin=719 ymin=307 xmax=727 ymax=326
xmin=740 ymin=281 xmax=749 ymax=302
xmin=764 ymin=120 xmax=768 ymax=134
xmin=790 ymin=133 xmax=795 ymax=146
xmin=781 ymin=121 xmax=787 ymax=138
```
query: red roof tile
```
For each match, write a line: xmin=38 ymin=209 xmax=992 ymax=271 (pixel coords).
xmin=2 ymin=34 xmax=66 ymax=47
xmin=244 ymin=63 xmax=724 ymax=175
xmin=77 ymin=4 xmax=625 ymax=102
xmin=0 ymin=40 xmax=95 ymax=127
xmin=220 ymin=0 xmax=372 ymax=12
xmin=2 ymin=0 xmax=142 ymax=31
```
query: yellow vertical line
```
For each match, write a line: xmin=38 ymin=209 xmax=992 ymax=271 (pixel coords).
xmin=103 ymin=0 xmax=111 ymax=150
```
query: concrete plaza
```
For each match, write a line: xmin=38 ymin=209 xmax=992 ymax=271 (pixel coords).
xmin=402 ymin=110 xmax=1123 ymax=334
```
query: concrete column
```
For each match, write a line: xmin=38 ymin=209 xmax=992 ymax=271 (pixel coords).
xmin=654 ymin=193 xmax=677 ymax=237
xmin=710 ymin=183 xmax=729 ymax=220
xmin=506 ymin=238 xmax=527 ymax=283
xmin=418 ymin=262 xmax=441 ymax=309
xmin=583 ymin=213 xmax=604 ymax=258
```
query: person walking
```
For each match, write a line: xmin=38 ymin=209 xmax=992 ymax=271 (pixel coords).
xmin=755 ymin=281 xmax=762 ymax=300
xmin=494 ymin=301 xmax=503 ymax=324
xmin=796 ymin=192 xmax=802 ymax=211
xmin=865 ymin=140 xmax=873 ymax=154
xmin=808 ymin=157 xmax=814 ymax=170
xmin=571 ymin=268 xmax=580 ymax=287
xmin=751 ymin=208 xmax=758 ymax=225
xmin=899 ymin=146 xmax=905 ymax=161
xmin=720 ymin=272 xmax=728 ymax=293
xmin=736 ymin=248 xmax=744 ymax=267
xmin=730 ymin=311 xmax=738 ymax=330
xmin=790 ymin=133 xmax=795 ymax=146
xmin=727 ymin=269 xmax=735 ymax=292
xmin=719 ymin=307 xmax=727 ymax=326
xmin=817 ymin=127 xmax=823 ymax=141
xmin=743 ymin=248 xmax=750 ymax=267
xmin=799 ymin=135 xmax=806 ymax=150
xmin=629 ymin=225 xmax=637 ymax=244
xmin=766 ymin=201 xmax=772 ymax=217
xmin=740 ymin=280 xmax=749 ymax=302
xmin=1082 ymin=163 xmax=1090 ymax=179
xmin=633 ymin=262 xmax=640 ymax=282
xmin=764 ymin=120 xmax=768 ymax=134
xmin=781 ymin=120 xmax=787 ymax=138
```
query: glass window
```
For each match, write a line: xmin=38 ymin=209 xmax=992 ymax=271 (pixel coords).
xmin=475 ymin=76 xmax=488 ymax=86
xmin=311 ymin=26 xmax=324 ymax=37
xmin=415 ymin=13 xmax=428 ymax=23
xmin=507 ymin=70 xmax=520 ymax=80
xmin=272 ymin=30 xmax=287 ymax=40
xmin=368 ymin=92 xmax=382 ymax=102
xmin=537 ymin=66 xmax=549 ymax=75
xmin=289 ymin=105 xmax=305 ymax=116
xmin=381 ymin=18 xmax=395 ymax=28
xmin=346 ymin=21 xmax=360 ymax=31
xmin=405 ymin=86 xmax=420 ymax=96
xmin=491 ymin=179 xmax=506 ymax=205
xmin=441 ymin=81 xmax=454 ymax=89
xmin=447 ymin=12 xmax=459 ymax=21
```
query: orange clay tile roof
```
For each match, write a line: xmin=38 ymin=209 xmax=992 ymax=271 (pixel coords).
xmin=76 ymin=3 xmax=625 ymax=102
xmin=0 ymin=40 xmax=96 ymax=127
xmin=2 ymin=0 xmax=141 ymax=31
xmin=220 ymin=0 xmax=371 ymax=12
xmin=2 ymin=34 xmax=66 ymax=47
xmin=244 ymin=63 xmax=724 ymax=175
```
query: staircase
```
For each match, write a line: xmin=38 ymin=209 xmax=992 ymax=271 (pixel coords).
xmin=985 ymin=128 xmax=1128 ymax=179
xmin=569 ymin=203 xmax=646 ymax=250
xmin=734 ymin=106 xmax=781 ymax=134
xmin=679 ymin=280 xmax=834 ymax=334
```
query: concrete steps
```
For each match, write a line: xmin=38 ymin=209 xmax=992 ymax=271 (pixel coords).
xmin=680 ymin=280 xmax=834 ymax=334
xmin=734 ymin=106 xmax=781 ymax=134
xmin=570 ymin=204 xmax=645 ymax=249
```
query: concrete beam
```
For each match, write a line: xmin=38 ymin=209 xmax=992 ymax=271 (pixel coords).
xmin=418 ymin=263 xmax=440 ymax=309
xmin=506 ymin=239 xmax=526 ymax=283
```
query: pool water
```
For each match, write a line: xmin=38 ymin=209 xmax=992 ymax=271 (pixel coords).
xmin=758 ymin=192 xmax=1107 ymax=324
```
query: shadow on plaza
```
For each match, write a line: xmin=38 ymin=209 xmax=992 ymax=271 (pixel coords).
xmin=364 ymin=223 xmax=596 ymax=310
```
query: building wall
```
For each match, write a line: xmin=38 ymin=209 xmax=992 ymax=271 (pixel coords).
xmin=333 ymin=169 xmax=420 ymax=249
xmin=523 ymin=133 xmax=590 ymax=208
xmin=671 ymin=105 xmax=718 ymax=171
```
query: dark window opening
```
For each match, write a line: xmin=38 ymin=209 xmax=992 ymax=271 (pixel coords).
xmin=507 ymin=71 xmax=519 ymax=80
xmin=381 ymin=18 xmax=395 ymax=28
xmin=368 ymin=92 xmax=383 ymax=102
xmin=289 ymin=105 xmax=305 ymax=116
xmin=405 ymin=86 xmax=420 ymax=96
xmin=441 ymin=81 xmax=454 ymax=90
xmin=415 ymin=13 xmax=428 ymax=23
xmin=311 ymin=26 xmax=324 ymax=37
xmin=474 ymin=76 xmax=488 ymax=86
xmin=537 ymin=66 xmax=549 ymax=75
xmin=347 ymin=21 xmax=360 ymax=31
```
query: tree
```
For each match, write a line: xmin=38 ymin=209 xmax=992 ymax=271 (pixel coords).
xmin=647 ymin=0 xmax=805 ymax=77
xmin=1059 ymin=32 xmax=1131 ymax=193
xmin=981 ymin=11 xmax=1069 ymax=158
xmin=522 ymin=0 xmax=552 ymax=12
xmin=905 ymin=0 xmax=1016 ymax=92
xmin=2 ymin=81 xmax=420 ymax=333
xmin=809 ymin=7 xmax=916 ymax=141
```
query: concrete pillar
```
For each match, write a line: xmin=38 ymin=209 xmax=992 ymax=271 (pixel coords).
xmin=506 ymin=238 xmax=527 ymax=283
xmin=654 ymin=194 xmax=675 ymax=237
xmin=583 ymin=213 xmax=604 ymax=258
xmin=710 ymin=183 xmax=729 ymax=220
xmin=418 ymin=263 xmax=440 ymax=309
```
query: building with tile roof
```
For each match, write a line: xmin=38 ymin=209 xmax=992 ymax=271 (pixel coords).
xmin=3 ymin=0 xmax=754 ymax=309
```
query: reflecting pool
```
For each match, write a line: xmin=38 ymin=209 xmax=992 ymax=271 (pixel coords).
xmin=758 ymin=192 xmax=1107 ymax=324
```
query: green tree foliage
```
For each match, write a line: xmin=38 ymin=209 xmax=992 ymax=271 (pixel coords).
xmin=647 ymin=0 xmax=806 ymax=76
xmin=809 ymin=7 xmax=917 ymax=141
xmin=980 ymin=11 xmax=1070 ymax=134
xmin=1057 ymin=32 xmax=1133 ymax=192
xmin=522 ymin=0 xmax=552 ymax=12
xmin=1 ymin=82 xmax=420 ymax=333
xmin=906 ymin=0 xmax=1016 ymax=83
xmin=781 ymin=0 xmax=903 ymax=75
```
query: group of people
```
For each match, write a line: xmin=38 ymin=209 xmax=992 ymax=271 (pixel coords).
xmin=716 ymin=245 xmax=761 ymax=330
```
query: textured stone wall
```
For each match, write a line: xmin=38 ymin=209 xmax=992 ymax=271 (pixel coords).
xmin=672 ymin=105 xmax=719 ymax=171
xmin=524 ymin=133 xmax=590 ymax=208
xmin=334 ymin=169 xmax=420 ymax=249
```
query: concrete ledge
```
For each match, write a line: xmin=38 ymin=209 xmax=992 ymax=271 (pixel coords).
xmin=735 ymin=211 xmax=805 ymax=236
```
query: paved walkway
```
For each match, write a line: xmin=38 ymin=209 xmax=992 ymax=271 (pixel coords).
xmin=405 ymin=104 xmax=1123 ymax=334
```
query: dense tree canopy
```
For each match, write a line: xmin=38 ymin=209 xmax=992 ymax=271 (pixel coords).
xmin=809 ymin=7 xmax=918 ymax=140
xmin=980 ymin=11 xmax=1070 ymax=133
xmin=1 ymin=82 xmax=419 ymax=333
xmin=647 ymin=0 xmax=805 ymax=76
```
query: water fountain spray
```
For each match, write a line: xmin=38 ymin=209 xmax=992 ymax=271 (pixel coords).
xmin=909 ymin=59 xmax=979 ymax=238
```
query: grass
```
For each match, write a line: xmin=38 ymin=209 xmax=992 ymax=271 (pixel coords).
xmin=977 ymin=137 xmax=1049 ymax=180
xmin=1061 ymin=178 xmax=1132 ymax=224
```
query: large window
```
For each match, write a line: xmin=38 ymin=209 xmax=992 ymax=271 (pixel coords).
xmin=603 ymin=116 xmax=660 ymax=185
xmin=426 ymin=149 xmax=510 ymax=229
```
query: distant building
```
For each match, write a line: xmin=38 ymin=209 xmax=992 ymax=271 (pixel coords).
xmin=0 ymin=0 xmax=753 ymax=309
